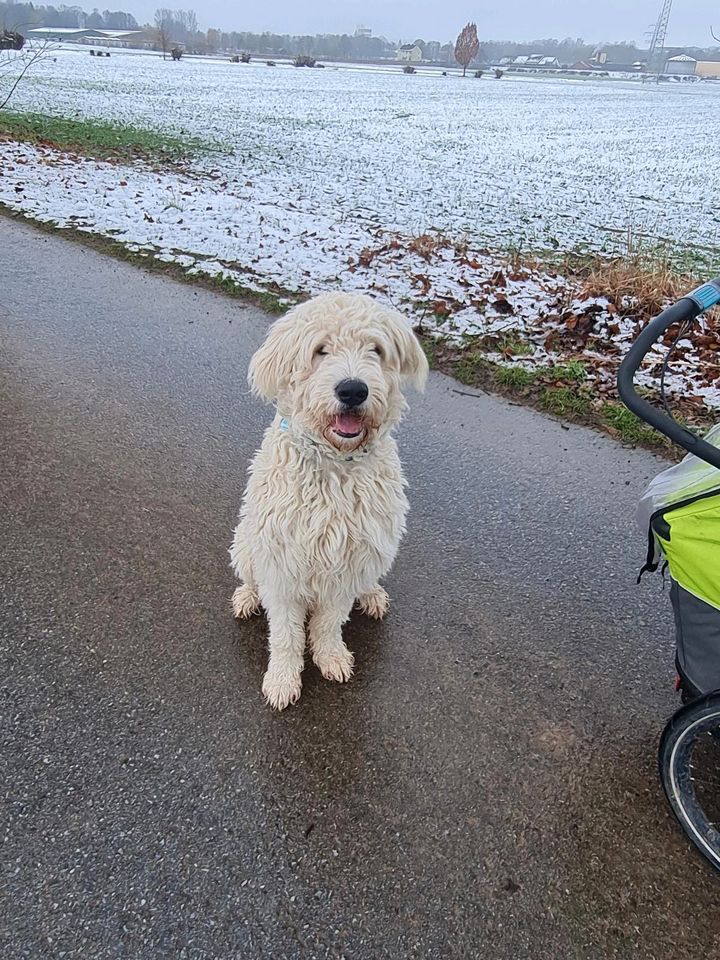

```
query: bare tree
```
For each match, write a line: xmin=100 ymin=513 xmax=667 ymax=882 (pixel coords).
xmin=154 ymin=9 xmax=198 ymax=56
xmin=176 ymin=9 xmax=198 ymax=36
xmin=0 ymin=34 xmax=54 ymax=110
xmin=454 ymin=21 xmax=480 ymax=77
xmin=155 ymin=8 xmax=173 ymax=59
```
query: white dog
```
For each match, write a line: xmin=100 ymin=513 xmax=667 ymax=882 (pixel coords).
xmin=229 ymin=292 xmax=428 ymax=710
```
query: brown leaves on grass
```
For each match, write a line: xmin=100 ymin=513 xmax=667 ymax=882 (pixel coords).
xmin=491 ymin=293 xmax=514 ymax=315
xmin=460 ymin=257 xmax=486 ymax=270
xmin=408 ymin=233 xmax=448 ymax=262
xmin=412 ymin=274 xmax=432 ymax=295
xmin=431 ymin=300 xmax=452 ymax=318
xmin=579 ymin=255 xmax=690 ymax=321
xmin=547 ymin=302 xmax=607 ymax=344
xmin=346 ymin=233 xmax=719 ymax=403
xmin=353 ymin=238 xmax=404 ymax=270
xmin=354 ymin=233 xmax=456 ymax=270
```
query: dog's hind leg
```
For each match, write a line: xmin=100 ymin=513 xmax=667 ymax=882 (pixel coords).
xmin=357 ymin=585 xmax=390 ymax=620
xmin=229 ymin=522 xmax=261 ymax=619
xmin=309 ymin=595 xmax=355 ymax=683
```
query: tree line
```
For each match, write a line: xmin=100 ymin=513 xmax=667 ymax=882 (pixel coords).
xmin=0 ymin=2 xmax=138 ymax=30
xmin=2 ymin=2 xmax=718 ymax=64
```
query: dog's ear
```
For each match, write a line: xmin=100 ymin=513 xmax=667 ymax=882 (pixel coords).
xmin=248 ymin=314 xmax=297 ymax=402
xmin=387 ymin=312 xmax=429 ymax=391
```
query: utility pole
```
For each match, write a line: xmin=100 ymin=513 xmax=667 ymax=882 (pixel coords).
xmin=647 ymin=0 xmax=674 ymax=78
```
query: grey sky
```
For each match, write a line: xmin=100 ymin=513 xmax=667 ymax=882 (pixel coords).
xmin=123 ymin=1 xmax=719 ymax=47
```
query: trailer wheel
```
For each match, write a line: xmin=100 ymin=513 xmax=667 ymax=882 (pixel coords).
xmin=659 ymin=691 xmax=720 ymax=872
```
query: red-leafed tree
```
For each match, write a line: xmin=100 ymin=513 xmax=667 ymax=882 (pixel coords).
xmin=454 ymin=22 xmax=480 ymax=76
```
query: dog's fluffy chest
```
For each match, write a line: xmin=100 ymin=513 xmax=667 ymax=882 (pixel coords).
xmin=247 ymin=432 xmax=409 ymax=589
xmin=297 ymin=461 xmax=405 ymax=545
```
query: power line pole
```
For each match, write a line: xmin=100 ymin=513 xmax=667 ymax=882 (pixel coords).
xmin=647 ymin=0 xmax=674 ymax=77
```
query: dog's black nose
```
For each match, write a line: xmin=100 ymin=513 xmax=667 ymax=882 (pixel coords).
xmin=335 ymin=379 xmax=369 ymax=408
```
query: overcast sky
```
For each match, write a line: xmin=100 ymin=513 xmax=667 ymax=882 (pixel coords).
xmin=123 ymin=1 xmax=719 ymax=46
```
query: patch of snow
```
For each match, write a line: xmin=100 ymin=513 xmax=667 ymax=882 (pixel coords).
xmin=4 ymin=46 xmax=720 ymax=254
xmin=2 ymin=48 xmax=720 ymax=411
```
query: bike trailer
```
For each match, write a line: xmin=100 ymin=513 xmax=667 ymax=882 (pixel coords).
xmin=637 ymin=424 xmax=720 ymax=697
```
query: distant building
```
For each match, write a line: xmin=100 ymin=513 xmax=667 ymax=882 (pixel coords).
xmin=354 ymin=25 xmax=372 ymax=39
xmin=27 ymin=26 xmax=149 ymax=48
xmin=665 ymin=55 xmax=697 ymax=75
xmin=397 ymin=43 xmax=422 ymax=62
xmin=526 ymin=54 xmax=560 ymax=67
xmin=593 ymin=59 xmax=645 ymax=73
xmin=504 ymin=54 xmax=560 ymax=69
xmin=694 ymin=60 xmax=720 ymax=78
xmin=568 ymin=50 xmax=647 ymax=74
xmin=88 ymin=30 xmax=149 ymax=48
xmin=26 ymin=26 xmax=95 ymax=42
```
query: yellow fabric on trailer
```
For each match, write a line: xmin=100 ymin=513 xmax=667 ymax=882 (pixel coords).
xmin=657 ymin=493 xmax=720 ymax=611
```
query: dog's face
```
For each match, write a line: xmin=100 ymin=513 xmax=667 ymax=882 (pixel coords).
xmin=249 ymin=293 xmax=428 ymax=453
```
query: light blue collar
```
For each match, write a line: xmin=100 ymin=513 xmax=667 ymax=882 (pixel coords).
xmin=276 ymin=415 xmax=371 ymax=462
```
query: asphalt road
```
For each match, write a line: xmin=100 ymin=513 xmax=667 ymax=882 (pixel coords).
xmin=1 ymin=218 xmax=718 ymax=959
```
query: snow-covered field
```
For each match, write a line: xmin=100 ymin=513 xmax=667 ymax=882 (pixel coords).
xmin=1 ymin=46 xmax=719 ymax=408
xmin=4 ymin=46 xmax=720 ymax=255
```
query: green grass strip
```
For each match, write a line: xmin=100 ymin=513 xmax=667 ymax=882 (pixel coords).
xmin=0 ymin=110 xmax=209 ymax=163
xmin=601 ymin=403 xmax=664 ymax=446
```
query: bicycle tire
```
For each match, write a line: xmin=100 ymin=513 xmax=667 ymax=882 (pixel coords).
xmin=659 ymin=691 xmax=720 ymax=872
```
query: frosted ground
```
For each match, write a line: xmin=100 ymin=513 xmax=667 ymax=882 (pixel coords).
xmin=1 ymin=47 xmax=720 ymax=407
xmin=5 ymin=48 xmax=720 ymax=254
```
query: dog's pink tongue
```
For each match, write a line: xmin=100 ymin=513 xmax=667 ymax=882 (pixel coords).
xmin=333 ymin=413 xmax=363 ymax=435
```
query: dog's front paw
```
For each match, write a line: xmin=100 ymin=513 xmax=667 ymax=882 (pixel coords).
xmin=313 ymin=643 xmax=354 ymax=683
xmin=262 ymin=668 xmax=302 ymax=711
xmin=231 ymin=584 xmax=261 ymax=620
xmin=357 ymin=586 xmax=390 ymax=620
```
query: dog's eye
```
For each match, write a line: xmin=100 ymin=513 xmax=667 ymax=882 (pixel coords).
xmin=314 ymin=346 xmax=328 ymax=357
xmin=371 ymin=344 xmax=384 ymax=359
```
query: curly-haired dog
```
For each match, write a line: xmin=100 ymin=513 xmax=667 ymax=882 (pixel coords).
xmin=229 ymin=292 xmax=428 ymax=709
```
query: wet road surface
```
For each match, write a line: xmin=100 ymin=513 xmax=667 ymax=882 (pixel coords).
xmin=1 ymin=219 xmax=718 ymax=958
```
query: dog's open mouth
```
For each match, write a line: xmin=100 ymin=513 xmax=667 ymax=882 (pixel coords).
xmin=330 ymin=413 xmax=365 ymax=439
